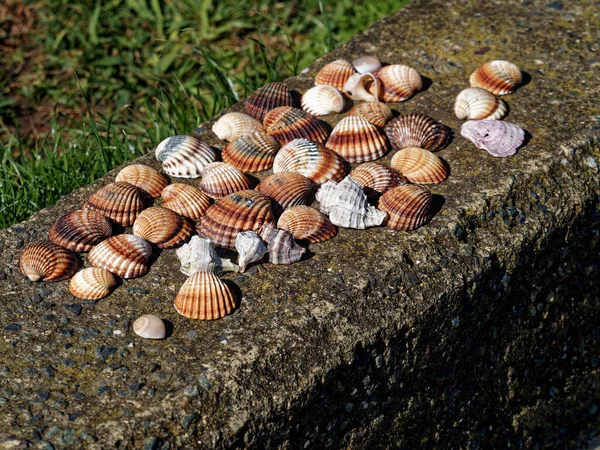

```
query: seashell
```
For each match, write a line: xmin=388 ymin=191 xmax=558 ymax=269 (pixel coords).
xmin=349 ymin=162 xmax=407 ymax=198
xmin=222 ymin=132 xmax=279 ymax=173
xmin=198 ymin=190 xmax=275 ymax=248
xmin=69 ymin=267 xmax=117 ymax=299
xmin=314 ymin=59 xmax=356 ymax=90
xmin=133 ymin=314 xmax=166 ymax=339
xmin=133 ymin=206 xmax=193 ymax=248
xmin=259 ymin=223 xmax=305 ymax=265
xmin=390 ymin=147 xmax=449 ymax=184
xmin=325 ymin=116 xmax=389 ymax=164
xmin=301 ymin=85 xmax=345 ymax=116
xmin=115 ymin=164 xmax=168 ymax=198
xmin=255 ymin=172 xmax=313 ymax=215
xmin=348 ymin=102 xmax=393 ymax=128
xmin=198 ymin=162 xmax=252 ymax=199
xmin=369 ymin=64 xmax=422 ymax=103
xmin=273 ymin=138 xmax=346 ymax=185
xmin=343 ymin=72 xmax=381 ymax=102
xmin=88 ymin=234 xmax=152 ymax=278
xmin=385 ymin=113 xmax=451 ymax=152
xmin=469 ymin=60 xmax=522 ymax=96
xmin=263 ymin=106 xmax=329 ymax=146
xmin=378 ymin=185 xmax=433 ymax=231
xmin=176 ymin=236 xmax=238 ymax=276
xmin=174 ymin=271 xmax=237 ymax=320
xmin=212 ymin=112 xmax=265 ymax=141
xmin=352 ymin=55 xmax=382 ymax=74
xmin=277 ymin=206 xmax=337 ymax=243
xmin=49 ymin=210 xmax=112 ymax=252
xmin=161 ymin=183 xmax=211 ymax=220
xmin=316 ymin=176 xmax=387 ymax=229
xmin=161 ymin=137 xmax=216 ymax=179
xmin=245 ymin=82 xmax=295 ymax=122
xmin=83 ymin=181 xmax=144 ymax=227
xmin=156 ymin=135 xmax=202 ymax=162
xmin=19 ymin=241 xmax=79 ymax=282
xmin=235 ymin=231 xmax=268 ymax=272
xmin=460 ymin=120 xmax=525 ymax=157
xmin=454 ymin=87 xmax=508 ymax=120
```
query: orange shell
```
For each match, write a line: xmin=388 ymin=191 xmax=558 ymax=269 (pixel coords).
xmin=385 ymin=113 xmax=451 ymax=152
xmin=370 ymin=64 xmax=423 ymax=102
xmin=19 ymin=241 xmax=79 ymax=282
xmin=390 ymin=147 xmax=449 ymax=184
xmin=348 ymin=102 xmax=393 ymax=128
xmin=326 ymin=116 xmax=389 ymax=163
xmin=88 ymin=234 xmax=152 ymax=278
xmin=161 ymin=184 xmax=212 ymax=220
xmin=222 ymin=132 xmax=279 ymax=173
xmin=378 ymin=185 xmax=433 ymax=231
xmin=49 ymin=210 xmax=112 ymax=252
xmin=83 ymin=181 xmax=144 ymax=226
xmin=198 ymin=162 xmax=252 ymax=199
xmin=245 ymin=82 xmax=295 ymax=122
xmin=174 ymin=271 xmax=237 ymax=320
xmin=277 ymin=205 xmax=337 ymax=243
xmin=133 ymin=206 xmax=193 ymax=248
xmin=255 ymin=172 xmax=313 ymax=216
xmin=264 ymin=106 xmax=330 ymax=146
xmin=115 ymin=164 xmax=168 ymax=198
xmin=469 ymin=60 xmax=522 ymax=96
xmin=69 ymin=268 xmax=118 ymax=299
xmin=314 ymin=59 xmax=356 ymax=90
xmin=454 ymin=88 xmax=507 ymax=120
xmin=349 ymin=162 xmax=407 ymax=197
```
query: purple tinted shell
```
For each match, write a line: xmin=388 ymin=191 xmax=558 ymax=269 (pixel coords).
xmin=460 ymin=120 xmax=526 ymax=157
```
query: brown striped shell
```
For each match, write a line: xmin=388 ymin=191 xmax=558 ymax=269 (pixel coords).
xmin=83 ymin=182 xmax=144 ymax=227
xmin=222 ymin=132 xmax=279 ymax=173
xmin=49 ymin=210 xmax=112 ymax=252
xmin=469 ymin=60 xmax=522 ymax=96
xmin=378 ymin=185 xmax=433 ymax=231
xmin=69 ymin=268 xmax=118 ymax=299
xmin=264 ymin=106 xmax=330 ymax=146
xmin=259 ymin=223 xmax=305 ymax=265
xmin=301 ymin=85 xmax=346 ymax=116
xmin=161 ymin=137 xmax=216 ymax=179
xmin=88 ymin=234 xmax=152 ymax=278
xmin=133 ymin=206 xmax=193 ymax=249
xmin=348 ymin=102 xmax=393 ymax=128
xmin=349 ymin=162 xmax=407 ymax=198
xmin=390 ymin=147 xmax=449 ymax=184
xmin=325 ymin=116 xmax=389 ymax=164
xmin=277 ymin=206 xmax=337 ymax=243
xmin=314 ymin=59 xmax=356 ymax=90
xmin=19 ymin=241 xmax=79 ymax=282
xmin=245 ymin=82 xmax=295 ymax=122
xmin=385 ymin=113 xmax=451 ymax=152
xmin=454 ymin=88 xmax=508 ymax=120
xmin=212 ymin=112 xmax=265 ymax=141
xmin=115 ymin=164 xmax=168 ymax=198
xmin=161 ymin=183 xmax=212 ymax=220
xmin=370 ymin=64 xmax=423 ymax=102
xmin=174 ymin=271 xmax=237 ymax=320
xmin=199 ymin=162 xmax=252 ymax=199
xmin=256 ymin=172 xmax=313 ymax=216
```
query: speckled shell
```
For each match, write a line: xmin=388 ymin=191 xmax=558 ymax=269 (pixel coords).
xmin=69 ymin=268 xmax=117 ymax=299
xmin=199 ymin=162 xmax=252 ymax=199
xmin=174 ymin=271 xmax=237 ymax=320
xmin=273 ymin=138 xmax=346 ymax=185
xmin=115 ymin=164 xmax=168 ymax=198
xmin=255 ymin=172 xmax=313 ymax=215
xmin=161 ymin=184 xmax=212 ymax=220
xmin=277 ymin=206 xmax=337 ymax=243
xmin=88 ymin=234 xmax=152 ymax=279
xmin=133 ymin=314 xmax=166 ymax=339
xmin=133 ymin=206 xmax=193 ymax=248
xmin=245 ymin=82 xmax=295 ymax=122
xmin=263 ymin=106 xmax=329 ymax=146
xmin=49 ymin=210 xmax=112 ymax=252
xmin=349 ymin=162 xmax=407 ymax=198
xmin=390 ymin=147 xmax=449 ymax=184
xmin=385 ymin=113 xmax=451 ymax=152
xmin=454 ymin=88 xmax=508 ymax=120
xmin=198 ymin=190 xmax=275 ymax=248
xmin=314 ymin=59 xmax=356 ymax=90
xmin=222 ymin=132 xmax=279 ymax=173
xmin=161 ymin=137 xmax=216 ymax=179
xmin=352 ymin=55 xmax=382 ymax=74
xmin=235 ymin=231 xmax=268 ymax=272
xmin=259 ymin=223 xmax=305 ymax=265
xmin=83 ymin=182 xmax=144 ymax=227
xmin=19 ymin=241 xmax=79 ymax=282
xmin=469 ymin=60 xmax=522 ymax=96
xmin=348 ymin=102 xmax=393 ymax=128
xmin=343 ymin=72 xmax=381 ymax=102
xmin=371 ymin=64 xmax=423 ymax=103
xmin=378 ymin=185 xmax=433 ymax=231
xmin=461 ymin=120 xmax=525 ymax=157
xmin=212 ymin=112 xmax=265 ymax=141
xmin=301 ymin=85 xmax=345 ymax=116
xmin=326 ymin=116 xmax=389 ymax=164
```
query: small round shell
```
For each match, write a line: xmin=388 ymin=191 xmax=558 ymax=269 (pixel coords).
xmin=161 ymin=137 xmax=216 ymax=179
xmin=212 ymin=112 xmax=265 ymax=141
xmin=371 ymin=64 xmax=423 ymax=103
xmin=378 ymin=185 xmax=433 ymax=231
xmin=326 ymin=116 xmax=389 ymax=164
xmin=245 ymin=82 xmax=295 ymax=122
xmin=390 ymin=147 xmax=449 ymax=184
xmin=222 ymin=132 xmax=280 ymax=173
xmin=277 ymin=206 xmax=337 ymax=243
xmin=301 ymin=85 xmax=345 ymax=116
xmin=385 ymin=113 xmax=451 ymax=152
xmin=133 ymin=206 xmax=193 ymax=249
xmin=264 ymin=106 xmax=330 ymax=146
xmin=198 ymin=162 xmax=252 ymax=199
xmin=133 ymin=314 xmax=166 ymax=339
xmin=88 ymin=234 xmax=152 ymax=279
xmin=348 ymin=102 xmax=393 ymax=128
xmin=83 ymin=182 xmax=144 ymax=227
xmin=49 ymin=210 xmax=112 ymax=252
xmin=19 ymin=241 xmax=79 ymax=282
xmin=352 ymin=55 xmax=382 ymax=74
xmin=454 ymin=88 xmax=508 ymax=120
xmin=174 ymin=271 xmax=237 ymax=320
xmin=256 ymin=172 xmax=313 ymax=216
xmin=349 ymin=162 xmax=407 ymax=198
xmin=115 ymin=164 xmax=168 ymax=198
xmin=469 ymin=60 xmax=522 ymax=96
xmin=69 ymin=268 xmax=117 ymax=299
xmin=314 ymin=59 xmax=356 ymax=90
xmin=161 ymin=184 xmax=212 ymax=220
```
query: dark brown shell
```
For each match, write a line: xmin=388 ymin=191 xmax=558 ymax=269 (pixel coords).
xmin=19 ymin=241 xmax=79 ymax=282
xmin=256 ymin=172 xmax=313 ymax=216
xmin=222 ymin=132 xmax=280 ymax=173
xmin=314 ymin=59 xmax=356 ymax=90
xmin=174 ymin=271 xmax=237 ymax=320
xmin=349 ymin=162 xmax=407 ymax=198
xmin=115 ymin=164 xmax=168 ymax=198
xmin=277 ymin=206 xmax=337 ymax=243
xmin=245 ymin=82 xmax=295 ymax=122
xmin=325 ymin=116 xmax=389 ymax=163
xmin=385 ymin=113 xmax=451 ymax=152
xmin=133 ymin=207 xmax=193 ymax=249
xmin=264 ymin=106 xmax=330 ymax=146
xmin=83 ymin=182 xmax=144 ymax=226
xmin=49 ymin=210 xmax=112 ymax=252
xmin=161 ymin=184 xmax=212 ymax=220
xmin=198 ymin=162 xmax=252 ymax=199
xmin=348 ymin=102 xmax=393 ymax=127
xmin=88 ymin=234 xmax=152 ymax=278
xmin=378 ymin=185 xmax=433 ymax=230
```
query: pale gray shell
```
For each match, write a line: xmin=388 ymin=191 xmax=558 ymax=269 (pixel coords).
xmin=301 ymin=85 xmax=345 ymax=116
xmin=343 ymin=73 xmax=381 ymax=102
xmin=175 ymin=236 xmax=238 ymax=276
xmin=159 ymin=136 xmax=216 ymax=178
xmin=133 ymin=314 xmax=166 ymax=339
xmin=235 ymin=231 xmax=268 ymax=272
xmin=352 ymin=55 xmax=382 ymax=74
xmin=454 ymin=88 xmax=508 ymax=121
xmin=259 ymin=223 xmax=305 ymax=265
xmin=212 ymin=112 xmax=265 ymax=142
xmin=460 ymin=120 xmax=526 ymax=157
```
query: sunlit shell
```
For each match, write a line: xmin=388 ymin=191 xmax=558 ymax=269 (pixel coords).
xmin=454 ymin=88 xmax=508 ymax=120
xmin=348 ymin=102 xmax=393 ymax=127
xmin=198 ymin=190 xmax=275 ymax=248
xmin=326 ymin=116 xmax=389 ymax=163
xmin=133 ymin=314 xmax=166 ymax=339
xmin=301 ymin=85 xmax=345 ymax=116
xmin=235 ymin=231 xmax=268 ymax=272
xmin=198 ymin=162 xmax=252 ymax=199
xmin=222 ymin=132 xmax=280 ymax=173
xmin=174 ymin=271 xmax=237 ymax=320
xmin=385 ymin=113 xmax=450 ymax=152
xmin=212 ymin=112 xmax=265 ymax=141
xmin=255 ymin=172 xmax=313 ymax=215
xmin=314 ymin=59 xmax=356 ymax=90
xmin=390 ymin=147 xmax=449 ymax=184
xmin=176 ymin=236 xmax=238 ymax=276
xmin=343 ymin=72 xmax=381 ymax=102
xmin=259 ymin=223 xmax=305 ymax=265
xmin=115 ymin=164 xmax=168 ymax=198
xmin=461 ymin=120 xmax=526 ymax=157
xmin=19 ymin=241 xmax=79 ymax=282
xmin=133 ymin=206 xmax=193 ymax=249
xmin=156 ymin=135 xmax=203 ymax=162
xmin=378 ymin=185 xmax=433 ymax=231
xmin=264 ymin=106 xmax=329 ymax=146
xmin=88 ymin=234 xmax=152 ymax=279
xmin=49 ymin=210 xmax=112 ymax=252
xmin=370 ymin=64 xmax=423 ymax=103
xmin=161 ymin=138 xmax=216 ymax=179
xmin=161 ymin=184 xmax=212 ymax=220
xmin=273 ymin=138 xmax=346 ymax=185
xmin=83 ymin=181 xmax=144 ymax=227
xmin=245 ymin=82 xmax=295 ymax=122
xmin=349 ymin=162 xmax=407 ymax=198
xmin=469 ymin=60 xmax=522 ymax=96
xmin=352 ymin=55 xmax=382 ymax=74
xmin=69 ymin=268 xmax=117 ymax=299
xmin=277 ymin=206 xmax=337 ymax=243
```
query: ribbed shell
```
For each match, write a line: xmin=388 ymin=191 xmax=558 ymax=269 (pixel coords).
xmin=115 ymin=164 xmax=168 ymax=198
xmin=301 ymin=85 xmax=345 ymax=116
xmin=371 ymin=64 xmax=423 ymax=102
xmin=390 ymin=147 xmax=449 ymax=184
xmin=352 ymin=55 xmax=382 ymax=74
xmin=88 ymin=234 xmax=152 ymax=279
xmin=264 ymin=106 xmax=329 ymax=146
xmin=222 ymin=132 xmax=279 ymax=173
xmin=212 ymin=112 xmax=265 ymax=141
xmin=19 ymin=241 xmax=79 ymax=282
xmin=326 ymin=116 xmax=389 ymax=164
xmin=133 ymin=314 xmax=166 ymax=339
xmin=277 ymin=206 xmax=337 ymax=243
xmin=83 ymin=182 xmax=144 ymax=227
xmin=156 ymin=135 xmax=204 ymax=162
xmin=199 ymin=162 xmax=252 ymax=199
xmin=49 ymin=210 xmax=112 ymax=252
xmin=256 ymin=172 xmax=313 ymax=215
xmin=259 ymin=223 xmax=306 ymax=265
xmin=161 ymin=183 xmax=212 ymax=220
xmin=385 ymin=113 xmax=451 ymax=152
xmin=245 ymin=82 xmax=295 ymax=122
xmin=348 ymin=102 xmax=393 ymax=128
xmin=273 ymin=138 xmax=346 ymax=185
xmin=161 ymin=138 xmax=216 ymax=179
xmin=454 ymin=88 xmax=508 ymax=120
xmin=469 ymin=60 xmax=522 ymax=96
xmin=378 ymin=185 xmax=433 ymax=231
xmin=198 ymin=190 xmax=275 ymax=248
xmin=314 ymin=59 xmax=356 ymax=90
xmin=349 ymin=162 xmax=407 ymax=197
xmin=133 ymin=206 xmax=193 ymax=248
xmin=69 ymin=268 xmax=117 ymax=299
xmin=174 ymin=271 xmax=236 ymax=320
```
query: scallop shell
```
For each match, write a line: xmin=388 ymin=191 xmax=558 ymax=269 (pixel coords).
xmin=19 ymin=241 xmax=79 ymax=282
xmin=161 ymin=137 xmax=216 ymax=179
xmin=245 ymin=82 xmax=295 ymax=122
xmin=235 ymin=231 xmax=268 ymax=272
xmin=133 ymin=206 xmax=193 ymax=248
xmin=454 ymin=88 xmax=508 ymax=121
xmin=385 ymin=113 xmax=451 ymax=152
xmin=88 ymin=234 xmax=152 ymax=278
xmin=259 ymin=223 xmax=305 ymax=265
xmin=49 ymin=210 xmax=112 ymax=252
xmin=161 ymin=184 xmax=212 ymax=220
xmin=212 ymin=112 xmax=265 ymax=141
xmin=69 ymin=268 xmax=117 ymax=299
xmin=176 ymin=236 xmax=238 ymax=276
xmin=371 ymin=64 xmax=423 ymax=103
xmin=115 ymin=164 xmax=168 ymax=198
xmin=264 ymin=106 xmax=329 ymax=146
xmin=83 ymin=181 xmax=144 ymax=227
xmin=343 ymin=72 xmax=381 ymax=102
xmin=222 ymin=132 xmax=279 ymax=173
xmin=460 ymin=120 xmax=525 ymax=157
xmin=349 ymin=162 xmax=407 ymax=198
xmin=390 ymin=147 xmax=449 ymax=184
xmin=326 ymin=116 xmax=389 ymax=164
xmin=378 ymin=185 xmax=433 ymax=231
xmin=174 ymin=271 xmax=237 ymax=320
xmin=198 ymin=190 xmax=275 ymax=248
xmin=314 ymin=59 xmax=356 ymax=90
xmin=133 ymin=314 xmax=166 ymax=339
xmin=469 ymin=60 xmax=522 ymax=96
xmin=301 ymin=85 xmax=345 ymax=116
xmin=156 ymin=135 xmax=203 ymax=162
xmin=348 ymin=102 xmax=393 ymax=128
xmin=273 ymin=138 xmax=346 ymax=185
xmin=255 ymin=172 xmax=313 ymax=216
xmin=277 ymin=206 xmax=337 ymax=243
xmin=352 ymin=55 xmax=382 ymax=74
xmin=199 ymin=162 xmax=252 ymax=199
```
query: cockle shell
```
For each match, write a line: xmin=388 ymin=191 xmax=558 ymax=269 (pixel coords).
xmin=259 ymin=223 xmax=305 ymax=265
xmin=69 ymin=268 xmax=117 ymax=299
xmin=156 ymin=135 xmax=203 ymax=162
xmin=316 ymin=176 xmax=387 ymax=229
xmin=460 ymin=120 xmax=525 ymax=157
xmin=469 ymin=60 xmax=522 ymax=96
xmin=264 ymin=106 xmax=329 ymax=146
xmin=49 ymin=210 xmax=112 ymax=252
xmin=161 ymin=183 xmax=212 ymax=220
xmin=326 ymin=116 xmax=389 ymax=163
xmin=255 ymin=172 xmax=313 ymax=215
xmin=174 ymin=271 xmax=237 ymax=320
xmin=212 ymin=112 xmax=265 ymax=141
xmin=161 ymin=137 xmax=216 ymax=179
xmin=378 ymin=184 xmax=433 ymax=231
xmin=385 ymin=113 xmax=451 ymax=152
xmin=133 ymin=314 xmax=166 ymax=339
xmin=176 ymin=236 xmax=238 ymax=276
xmin=19 ymin=241 xmax=79 ymax=282
xmin=343 ymin=73 xmax=381 ymax=102
xmin=235 ymin=231 xmax=268 ymax=272
xmin=88 ymin=234 xmax=152 ymax=278
xmin=348 ymin=102 xmax=393 ymax=128
xmin=371 ymin=64 xmax=423 ymax=103
xmin=133 ymin=206 xmax=193 ymax=248
xmin=454 ymin=88 xmax=508 ymax=120
xmin=83 ymin=182 xmax=144 ymax=227
xmin=349 ymin=162 xmax=407 ymax=198
xmin=277 ymin=206 xmax=337 ymax=243
xmin=352 ymin=55 xmax=382 ymax=74
xmin=390 ymin=147 xmax=449 ymax=184
xmin=245 ymin=82 xmax=295 ymax=122
xmin=222 ymin=132 xmax=280 ymax=173
xmin=301 ymin=85 xmax=345 ymax=116
xmin=115 ymin=164 xmax=168 ymax=198
xmin=199 ymin=162 xmax=252 ymax=199
xmin=314 ymin=59 xmax=356 ymax=90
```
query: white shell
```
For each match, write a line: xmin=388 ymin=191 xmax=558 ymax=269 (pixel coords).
xmin=133 ymin=314 xmax=166 ymax=339
xmin=176 ymin=236 xmax=238 ymax=276
xmin=460 ymin=120 xmax=526 ymax=157
xmin=235 ymin=231 xmax=268 ymax=272
xmin=301 ymin=85 xmax=345 ymax=116
xmin=343 ymin=73 xmax=381 ymax=102
xmin=212 ymin=112 xmax=265 ymax=141
xmin=352 ymin=56 xmax=382 ymax=74
xmin=158 ymin=136 xmax=216 ymax=178
xmin=259 ymin=223 xmax=305 ymax=265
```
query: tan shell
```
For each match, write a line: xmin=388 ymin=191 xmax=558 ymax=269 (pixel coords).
xmin=88 ymin=234 xmax=152 ymax=278
xmin=385 ymin=113 xmax=451 ymax=152
xmin=115 ymin=164 xmax=168 ymax=198
xmin=222 ymin=132 xmax=280 ymax=173
xmin=326 ymin=116 xmax=389 ymax=164
xmin=161 ymin=137 xmax=216 ymax=179
xmin=133 ymin=206 xmax=193 ymax=248
xmin=245 ymin=82 xmax=295 ymax=122
xmin=69 ymin=268 xmax=117 ymax=299
xmin=454 ymin=88 xmax=508 ymax=120
xmin=277 ymin=206 xmax=337 ymax=243
xmin=370 ymin=64 xmax=423 ymax=103
xmin=349 ymin=162 xmax=407 ymax=198
xmin=343 ymin=72 xmax=381 ymax=103
xmin=49 ymin=210 xmax=112 ymax=252
xmin=469 ymin=60 xmax=522 ymax=96
xmin=264 ymin=106 xmax=330 ymax=146
xmin=352 ymin=55 xmax=382 ymax=74
xmin=161 ymin=184 xmax=212 ymax=220
xmin=83 ymin=182 xmax=144 ymax=227
xmin=390 ymin=147 xmax=449 ymax=184
xmin=348 ymin=102 xmax=393 ymax=127
xmin=378 ymin=185 xmax=433 ymax=231
xmin=174 ymin=271 xmax=237 ymax=320
xmin=256 ymin=172 xmax=313 ymax=216
xmin=133 ymin=314 xmax=166 ymax=339
xmin=198 ymin=162 xmax=252 ymax=199
xmin=301 ymin=85 xmax=346 ymax=116
xmin=314 ymin=59 xmax=356 ymax=90
xmin=212 ymin=112 xmax=265 ymax=141
xmin=19 ymin=241 xmax=79 ymax=282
